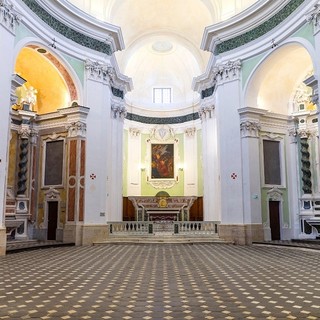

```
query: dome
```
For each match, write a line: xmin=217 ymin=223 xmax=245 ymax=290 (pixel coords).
xmin=67 ymin=0 xmax=257 ymax=110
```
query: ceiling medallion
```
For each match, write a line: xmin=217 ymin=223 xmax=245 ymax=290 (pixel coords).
xmin=152 ymin=41 xmax=173 ymax=54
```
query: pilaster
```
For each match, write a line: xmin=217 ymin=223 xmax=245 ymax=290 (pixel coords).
xmin=199 ymin=97 xmax=220 ymax=222
xmin=238 ymin=113 xmax=264 ymax=242
xmin=64 ymin=120 xmax=87 ymax=245
xmin=108 ymin=96 xmax=126 ymax=221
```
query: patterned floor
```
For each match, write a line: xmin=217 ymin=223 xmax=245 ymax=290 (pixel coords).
xmin=0 ymin=243 xmax=320 ymax=319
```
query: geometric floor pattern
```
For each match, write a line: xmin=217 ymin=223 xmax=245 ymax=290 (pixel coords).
xmin=0 ymin=243 xmax=320 ymax=319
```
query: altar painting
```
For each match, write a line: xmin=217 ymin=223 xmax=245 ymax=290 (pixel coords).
xmin=151 ymin=143 xmax=174 ymax=179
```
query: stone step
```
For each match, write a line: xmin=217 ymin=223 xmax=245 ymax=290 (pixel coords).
xmin=94 ymin=234 xmax=227 ymax=245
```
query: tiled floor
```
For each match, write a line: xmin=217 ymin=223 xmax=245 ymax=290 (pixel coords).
xmin=0 ymin=243 xmax=320 ymax=319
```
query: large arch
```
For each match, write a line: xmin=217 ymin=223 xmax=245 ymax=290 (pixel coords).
xmin=244 ymin=41 xmax=315 ymax=115
xmin=13 ymin=40 xmax=82 ymax=114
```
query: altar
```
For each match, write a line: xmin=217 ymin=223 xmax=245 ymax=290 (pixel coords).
xmin=128 ymin=196 xmax=196 ymax=221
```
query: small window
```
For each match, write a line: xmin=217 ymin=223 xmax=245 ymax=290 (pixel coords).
xmin=153 ymin=88 xmax=171 ymax=104
xmin=263 ymin=140 xmax=281 ymax=185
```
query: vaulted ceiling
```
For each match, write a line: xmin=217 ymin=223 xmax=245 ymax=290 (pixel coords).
xmin=67 ymin=0 xmax=257 ymax=110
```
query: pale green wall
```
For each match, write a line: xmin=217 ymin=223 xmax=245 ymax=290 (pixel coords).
xmin=15 ymin=23 xmax=35 ymax=45
xmin=292 ymin=23 xmax=315 ymax=47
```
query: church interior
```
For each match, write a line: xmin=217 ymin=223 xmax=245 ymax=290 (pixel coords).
xmin=1 ymin=0 xmax=320 ymax=255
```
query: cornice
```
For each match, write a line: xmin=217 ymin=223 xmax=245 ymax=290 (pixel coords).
xmin=202 ymin=0 xmax=305 ymax=55
xmin=19 ymin=0 xmax=124 ymax=55
xmin=85 ymin=59 xmax=132 ymax=95
xmin=193 ymin=59 xmax=241 ymax=93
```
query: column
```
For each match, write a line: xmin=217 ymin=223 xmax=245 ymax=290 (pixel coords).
xmin=0 ymin=0 xmax=20 ymax=255
xmin=15 ymin=110 xmax=36 ymax=239
xmin=239 ymin=117 xmax=264 ymax=242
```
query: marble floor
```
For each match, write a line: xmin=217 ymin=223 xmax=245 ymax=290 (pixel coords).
xmin=0 ymin=243 xmax=320 ymax=319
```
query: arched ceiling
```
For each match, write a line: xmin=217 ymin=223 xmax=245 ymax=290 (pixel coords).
xmin=67 ymin=0 xmax=257 ymax=110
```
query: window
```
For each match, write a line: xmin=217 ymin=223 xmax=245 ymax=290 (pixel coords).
xmin=263 ymin=140 xmax=281 ymax=185
xmin=44 ymin=140 xmax=64 ymax=186
xmin=153 ymin=88 xmax=171 ymax=103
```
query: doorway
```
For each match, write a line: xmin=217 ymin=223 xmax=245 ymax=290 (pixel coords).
xmin=47 ymin=201 xmax=58 ymax=240
xmin=269 ymin=201 xmax=281 ymax=240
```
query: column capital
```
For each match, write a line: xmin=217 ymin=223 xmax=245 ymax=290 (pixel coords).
xmin=0 ymin=0 xmax=20 ymax=34
xmin=198 ymin=105 xmax=215 ymax=121
xmin=297 ymin=129 xmax=311 ymax=139
xmin=66 ymin=121 xmax=87 ymax=138
xmin=216 ymin=59 xmax=242 ymax=83
xmin=306 ymin=3 xmax=320 ymax=32
xmin=184 ymin=127 xmax=196 ymax=137
xmin=85 ymin=59 xmax=113 ymax=84
xmin=129 ymin=128 xmax=141 ymax=137
xmin=111 ymin=100 xmax=127 ymax=120
xmin=240 ymin=120 xmax=261 ymax=138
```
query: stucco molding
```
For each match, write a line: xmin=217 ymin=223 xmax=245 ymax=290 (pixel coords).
xmin=0 ymin=0 xmax=20 ymax=33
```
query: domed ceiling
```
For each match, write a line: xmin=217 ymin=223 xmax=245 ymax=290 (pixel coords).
xmin=67 ymin=0 xmax=256 ymax=110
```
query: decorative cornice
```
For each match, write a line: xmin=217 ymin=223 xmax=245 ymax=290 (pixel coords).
xmin=20 ymin=0 xmax=113 ymax=55
xmin=85 ymin=59 xmax=113 ymax=84
xmin=0 ymin=0 xmax=20 ymax=33
xmin=240 ymin=120 xmax=261 ymax=138
xmin=194 ymin=60 xmax=242 ymax=94
xmin=11 ymin=74 xmax=26 ymax=106
xmin=66 ymin=121 xmax=86 ymax=138
xmin=150 ymin=125 xmax=175 ymax=141
xmin=214 ymin=0 xmax=305 ymax=55
xmin=306 ymin=3 xmax=320 ymax=31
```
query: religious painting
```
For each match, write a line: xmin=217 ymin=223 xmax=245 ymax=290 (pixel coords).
xmin=151 ymin=143 xmax=174 ymax=179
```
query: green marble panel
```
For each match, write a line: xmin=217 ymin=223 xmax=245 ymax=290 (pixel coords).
xmin=215 ymin=0 xmax=305 ymax=54
xmin=21 ymin=0 xmax=112 ymax=55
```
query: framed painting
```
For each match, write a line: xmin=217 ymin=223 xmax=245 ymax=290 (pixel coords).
xmin=151 ymin=143 xmax=174 ymax=179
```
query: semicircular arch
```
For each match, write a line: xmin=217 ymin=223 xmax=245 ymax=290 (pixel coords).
xmin=244 ymin=40 xmax=315 ymax=115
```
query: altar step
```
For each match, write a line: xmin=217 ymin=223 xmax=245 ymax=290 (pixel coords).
xmin=93 ymin=234 xmax=227 ymax=245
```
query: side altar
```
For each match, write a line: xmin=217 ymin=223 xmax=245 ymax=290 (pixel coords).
xmin=128 ymin=196 xmax=197 ymax=221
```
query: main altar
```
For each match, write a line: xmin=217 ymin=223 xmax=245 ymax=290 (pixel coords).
xmin=128 ymin=196 xmax=197 ymax=221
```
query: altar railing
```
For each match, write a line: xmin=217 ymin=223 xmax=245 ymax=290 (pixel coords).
xmin=108 ymin=221 xmax=219 ymax=236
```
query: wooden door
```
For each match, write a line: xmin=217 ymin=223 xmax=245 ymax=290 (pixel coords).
xmin=47 ymin=201 xmax=58 ymax=240
xmin=269 ymin=201 xmax=280 ymax=240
